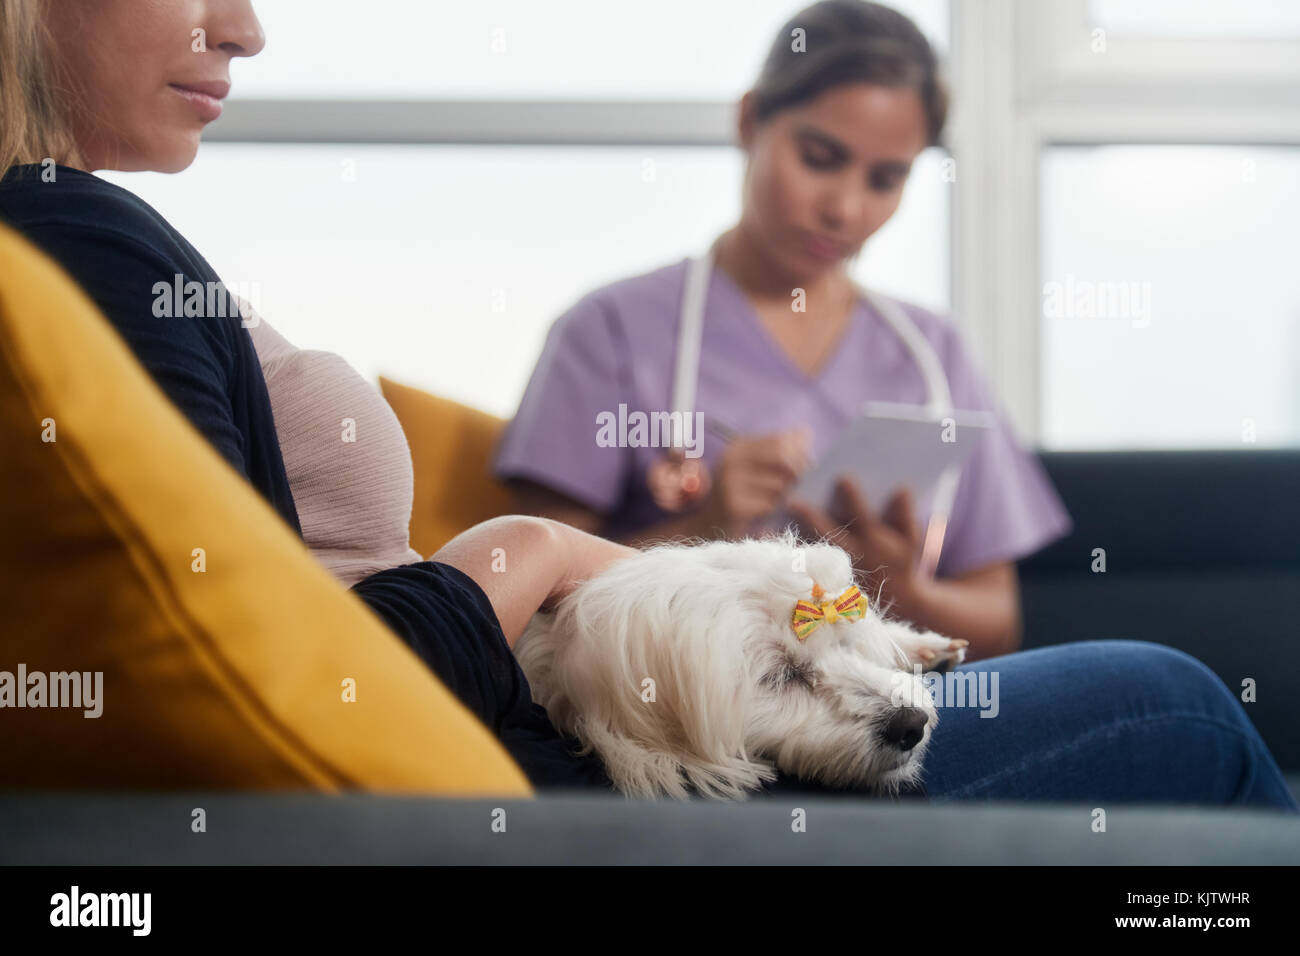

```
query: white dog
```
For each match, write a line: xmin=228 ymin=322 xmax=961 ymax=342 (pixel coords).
xmin=515 ymin=529 xmax=967 ymax=800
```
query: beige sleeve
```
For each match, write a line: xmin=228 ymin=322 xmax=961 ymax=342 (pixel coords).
xmin=237 ymin=297 xmax=298 ymax=369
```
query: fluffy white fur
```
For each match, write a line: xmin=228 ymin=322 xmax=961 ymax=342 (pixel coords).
xmin=515 ymin=529 xmax=967 ymax=800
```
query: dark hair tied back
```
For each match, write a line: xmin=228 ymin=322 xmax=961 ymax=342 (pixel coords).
xmin=752 ymin=0 xmax=948 ymax=147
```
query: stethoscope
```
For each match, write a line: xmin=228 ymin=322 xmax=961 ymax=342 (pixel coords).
xmin=647 ymin=237 xmax=962 ymax=578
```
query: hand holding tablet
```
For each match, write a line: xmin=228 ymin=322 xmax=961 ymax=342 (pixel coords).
xmin=774 ymin=402 xmax=992 ymax=581
xmin=790 ymin=402 xmax=993 ymax=517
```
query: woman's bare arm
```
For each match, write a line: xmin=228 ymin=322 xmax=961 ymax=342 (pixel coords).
xmin=431 ymin=515 xmax=637 ymax=648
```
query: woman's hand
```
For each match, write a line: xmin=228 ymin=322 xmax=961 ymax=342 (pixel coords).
xmin=787 ymin=476 xmax=926 ymax=614
xmin=698 ymin=426 xmax=813 ymax=536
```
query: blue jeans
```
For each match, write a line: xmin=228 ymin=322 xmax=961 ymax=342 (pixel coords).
xmin=765 ymin=640 xmax=1298 ymax=812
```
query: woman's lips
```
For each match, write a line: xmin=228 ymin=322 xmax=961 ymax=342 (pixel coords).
xmin=169 ymin=83 xmax=227 ymax=122
xmin=802 ymin=233 xmax=849 ymax=261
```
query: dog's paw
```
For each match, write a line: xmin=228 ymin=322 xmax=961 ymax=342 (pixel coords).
xmin=899 ymin=631 xmax=968 ymax=673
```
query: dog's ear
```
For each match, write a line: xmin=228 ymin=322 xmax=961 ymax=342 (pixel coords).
xmin=576 ymin=717 xmax=777 ymax=801
xmin=641 ymin=600 xmax=784 ymax=799
xmin=526 ymin=541 xmax=784 ymax=799
xmin=586 ymin=596 xmax=780 ymax=800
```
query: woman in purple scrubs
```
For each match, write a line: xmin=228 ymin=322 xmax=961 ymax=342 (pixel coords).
xmin=495 ymin=0 xmax=1066 ymax=662
xmin=494 ymin=0 xmax=1299 ymax=808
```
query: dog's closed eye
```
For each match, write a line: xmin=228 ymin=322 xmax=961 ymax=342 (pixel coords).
xmin=761 ymin=655 xmax=816 ymax=691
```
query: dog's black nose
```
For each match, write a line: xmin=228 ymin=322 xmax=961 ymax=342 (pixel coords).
xmin=881 ymin=707 xmax=929 ymax=751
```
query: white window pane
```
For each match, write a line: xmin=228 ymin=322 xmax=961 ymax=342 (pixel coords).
xmin=1040 ymin=145 xmax=1300 ymax=450
xmin=231 ymin=0 xmax=947 ymax=100
xmin=1088 ymin=0 xmax=1300 ymax=39
xmin=100 ymin=144 xmax=948 ymax=417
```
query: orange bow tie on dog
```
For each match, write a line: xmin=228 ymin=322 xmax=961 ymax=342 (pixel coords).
xmin=791 ymin=583 xmax=868 ymax=640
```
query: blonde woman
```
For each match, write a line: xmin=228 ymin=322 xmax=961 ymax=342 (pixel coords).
xmin=0 ymin=0 xmax=633 ymax=790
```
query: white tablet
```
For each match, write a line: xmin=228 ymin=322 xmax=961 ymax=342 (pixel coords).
xmin=789 ymin=402 xmax=994 ymax=515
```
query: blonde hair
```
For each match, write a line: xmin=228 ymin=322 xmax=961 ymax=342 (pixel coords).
xmin=0 ymin=0 xmax=83 ymax=176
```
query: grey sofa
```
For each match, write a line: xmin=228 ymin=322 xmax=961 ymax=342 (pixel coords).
xmin=3 ymin=450 xmax=1298 ymax=865
xmin=1018 ymin=449 xmax=1300 ymax=780
xmin=2 ymin=791 xmax=1296 ymax=865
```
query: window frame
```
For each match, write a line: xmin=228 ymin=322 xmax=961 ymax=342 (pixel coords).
xmin=948 ymin=0 xmax=1300 ymax=442
xmin=200 ymin=0 xmax=1300 ymax=443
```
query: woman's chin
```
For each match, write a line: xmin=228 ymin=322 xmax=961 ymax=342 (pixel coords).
xmin=150 ymin=136 xmax=202 ymax=174
xmin=94 ymin=134 xmax=201 ymax=175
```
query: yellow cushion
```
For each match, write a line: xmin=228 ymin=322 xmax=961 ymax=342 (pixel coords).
xmin=0 ymin=223 xmax=531 ymax=795
xmin=378 ymin=376 xmax=515 ymax=556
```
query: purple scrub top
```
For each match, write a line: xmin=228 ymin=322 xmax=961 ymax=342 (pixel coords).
xmin=493 ymin=257 xmax=1072 ymax=578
